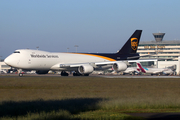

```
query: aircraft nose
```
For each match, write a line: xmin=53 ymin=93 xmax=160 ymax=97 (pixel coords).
xmin=4 ymin=57 xmax=11 ymax=66
xmin=4 ymin=56 xmax=15 ymax=67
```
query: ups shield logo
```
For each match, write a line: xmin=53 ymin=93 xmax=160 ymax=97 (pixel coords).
xmin=131 ymin=38 xmax=138 ymax=50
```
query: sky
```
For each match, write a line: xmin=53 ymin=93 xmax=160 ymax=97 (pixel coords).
xmin=1 ymin=0 xmax=180 ymax=59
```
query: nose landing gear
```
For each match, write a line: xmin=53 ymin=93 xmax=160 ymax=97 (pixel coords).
xmin=19 ymin=73 xmax=23 ymax=77
xmin=18 ymin=69 xmax=24 ymax=77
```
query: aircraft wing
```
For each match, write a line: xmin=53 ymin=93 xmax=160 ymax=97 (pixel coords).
xmin=58 ymin=61 xmax=116 ymax=68
xmin=58 ymin=61 xmax=128 ymax=67
xmin=152 ymin=70 xmax=163 ymax=74
xmin=163 ymin=69 xmax=173 ymax=74
xmin=51 ymin=61 xmax=128 ymax=74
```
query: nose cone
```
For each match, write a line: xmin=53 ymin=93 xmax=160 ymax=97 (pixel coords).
xmin=4 ymin=55 xmax=18 ymax=67
xmin=4 ymin=56 xmax=12 ymax=66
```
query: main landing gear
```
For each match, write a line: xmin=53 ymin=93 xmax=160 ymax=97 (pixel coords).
xmin=60 ymin=71 xmax=89 ymax=76
xmin=61 ymin=71 xmax=69 ymax=76
xmin=73 ymin=72 xmax=89 ymax=76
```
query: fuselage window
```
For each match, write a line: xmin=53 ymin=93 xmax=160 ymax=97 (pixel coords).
xmin=14 ymin=51 xmax=20 ymax=53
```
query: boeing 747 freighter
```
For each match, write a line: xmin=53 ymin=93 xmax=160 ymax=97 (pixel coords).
xmin=4 ymin=30 xmax=142 ymax=76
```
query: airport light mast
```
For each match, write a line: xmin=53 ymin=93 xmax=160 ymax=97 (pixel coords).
xmin=74 ymin=45 xmax=78 ymax=53
xmin=0 ymin=56 xmax=2 ymax=74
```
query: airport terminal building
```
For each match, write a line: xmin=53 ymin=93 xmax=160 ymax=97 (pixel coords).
xmin=136 ymin=33 xmax=180 ymax=75
xmin=138 ymin=40 xmax=180 ymax=61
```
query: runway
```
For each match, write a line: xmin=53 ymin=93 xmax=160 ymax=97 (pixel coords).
xmin=1 ymin=73 xmax=180 ymax=78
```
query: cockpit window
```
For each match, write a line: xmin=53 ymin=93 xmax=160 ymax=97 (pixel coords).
xmin=14 ymin=51 xmax=20 ymax=53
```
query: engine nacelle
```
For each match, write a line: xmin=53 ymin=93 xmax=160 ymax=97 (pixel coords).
xmin=112 ymin=62 xmax=127 ymax=72
xmin=78 ymin=64 xmax=94 ymax=75
xmin=36 ymin=70 xmax=49 ymax=74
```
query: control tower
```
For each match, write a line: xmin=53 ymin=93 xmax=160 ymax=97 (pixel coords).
xmin=153 ymin=33 xmax=165 ymax=42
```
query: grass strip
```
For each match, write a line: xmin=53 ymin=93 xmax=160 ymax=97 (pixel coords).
xmin=1 ymin=77 xmax=180 ymax=119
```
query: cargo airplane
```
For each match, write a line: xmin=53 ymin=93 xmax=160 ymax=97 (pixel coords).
xmin=4 ymin=30 xmax=142 ymax=76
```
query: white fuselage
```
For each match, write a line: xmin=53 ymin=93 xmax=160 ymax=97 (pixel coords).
xmin=143 ymin=67 xmax=173 ymax=75
xmin=143 ymin=67 xmax=164 ymax=74
xmin=4 ymin=49 xmax=115 ymax=71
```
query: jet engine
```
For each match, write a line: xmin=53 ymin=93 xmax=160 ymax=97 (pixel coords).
xmin=36 ymin=70 xmax=49 ymax=74
xmin=112 ymin=62 xmax=127 ymax=72
xmin=78 ymin=64 xmax=94 ymax=75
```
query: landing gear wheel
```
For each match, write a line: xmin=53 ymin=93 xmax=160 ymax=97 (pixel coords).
xmin=84 ymin=74 xmax=89 ymax=76
xmin=73 ymin=72 xmax=80 ymax=76
xmin=19 ymin=73 xmax=23 ymax=77
xmin=61 ymin=71 xmax=69 ymax=76
xmin=73 ymin=72 xmax=89 ymax=76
